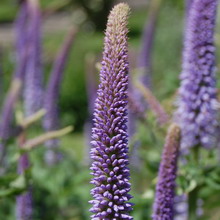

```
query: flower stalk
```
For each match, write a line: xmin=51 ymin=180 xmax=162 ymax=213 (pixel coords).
xmin=89 ymin=3 xmax=133 ymax=219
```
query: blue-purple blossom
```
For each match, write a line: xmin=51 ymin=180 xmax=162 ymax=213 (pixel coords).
xmin=17 ymin=0 xmax=42 ymax=219
xmin=89 ymin=3 xmax=133 ymax=219
xmin=14 ymin=0 xmax=28 ymax=80
xmin=152 ymin=124 xmax=181 ymax=220
xmin=176 ymin=0 xmax=219 ymax=150
xmin=24 ymin=0 xmax=43 ymax=116
xmin=43 ymin=29 xmax=76 ymax=165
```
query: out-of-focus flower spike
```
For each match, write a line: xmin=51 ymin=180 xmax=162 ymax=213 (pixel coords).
xmin=176 ymin=0 xmax=219 ymax=150
xmin=17 ymin=0 xmax=42 ymax=219
xmin=14 ymin=0 xmax=28 ymax=80
xmin=152 ymin=124 xmax=181 ymax=220
xmin=89 ymin=3 xmax=133 ymax=219
xmin=0 ymin=0 xmax=28 ymax=166
xmin=43 ymin=28 xmax=77 ymax=165
xmin=133 ymin=0 xmax=162 ymax=117
xmin=137 ymin=0 xmax=162 ymax=86
xmin=24 ymin=0 xmax=43 ymax=116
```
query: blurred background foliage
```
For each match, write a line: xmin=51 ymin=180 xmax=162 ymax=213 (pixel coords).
xmin=0 ymin=0 xmax=220 ymax=219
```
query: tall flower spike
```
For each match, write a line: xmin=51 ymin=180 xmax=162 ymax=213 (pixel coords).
xmin=17 ymin=0 xmax=42 ymax=219
xmin=176 ymin=0 xmax=219 ymax=150
xmin=152 ymin=124 xmax=181 ymax=220
xmin=15 ymin=0 xmax=28 ymax=80
xmin=137 ymin=0 xmax=161 ymax=87
xmin=24 ymin=0 xmax=43 ymax=116
xmin=133 ymin=0 xmax=162 ymax=115
xmin=43 ymin=28 xmax=77 ymax=165
xmin=89 ymin=3 xmax=133 ymax=219
xmin=0 ymin=0 xmax=28 ymax=166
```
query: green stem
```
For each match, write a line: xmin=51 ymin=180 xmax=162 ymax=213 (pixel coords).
xmin=188 ymin=145 xmax=200 ymax=220
xmin=188 ymin=186 xmax=199 ymax=220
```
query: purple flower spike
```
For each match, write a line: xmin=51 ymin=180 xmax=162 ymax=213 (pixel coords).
xmin=176 ymin=0 xmax=219 ymax=150
xmin=44 ymin=28 xmax=77 ymax=132
xmin=0 ymin=0 xmax=28 ymax=165
xmin=14 ymin=0 xmax=28 ymax=80
xmin=89 ymin=3 xmax=133 ymax=219
xmin=152 ymin=124 xmax=181 ymax=220
xmin=43 ymin=28 xmax=77 ymax=165
xmin=24 ymin=0 xmax=43 ymax=116
xmin=137 ymin=0 xmax=161 ymax=85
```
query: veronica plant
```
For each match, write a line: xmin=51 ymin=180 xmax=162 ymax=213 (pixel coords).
xmin=89 ymin=3 xmax=133 ymax=219
xmin=17 ymin=0 xmax=42 ymax=219
xmin=152 ymin=124 xmax=181 ymax=220
xmin=0 ymin=0 xmax=28 ymax=166
xmin=176 ymin=0 xmax=219 ymax=150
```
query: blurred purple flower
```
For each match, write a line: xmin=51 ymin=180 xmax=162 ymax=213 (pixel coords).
xmin=14 ymin=0 xmax=29 ymax=80
xmin=152 ymin=124 xmax=181 ymax=220
xmin=0 ymin=0 xmax=29 ymax=165
xmin=176 ymin=0 xmax=219 ymax=150
xmin=89 ymin=3 xmax=133 ymax=219
xmin=24 ymin=0 xmax=43 ymax=116
xmin=17 ymin=0 xmax=42 ymax=219
xmin=43 ymin=28 xmax=77 ymax=165
xmin=137 ymin=0 xmax=161 ymax=88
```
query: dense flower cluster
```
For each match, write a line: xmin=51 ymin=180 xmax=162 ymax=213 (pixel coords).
xmin=89 ymin=3 xmax=133 ymax=219
xmin=176 ymin=0 xmax=219 ymax=150
xmin=152 ymin=124 xmax=181 ymax=220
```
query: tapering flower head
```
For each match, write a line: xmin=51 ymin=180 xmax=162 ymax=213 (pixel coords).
xmin=152 ymin=124 xmax=181 ymax=220
xmin=176 ymin=0 xmax=219 ymax=150
xmin=89 ymin=3 xmax=133 ymax=219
